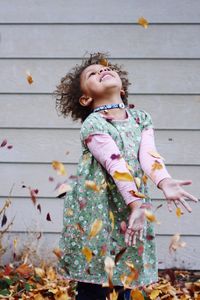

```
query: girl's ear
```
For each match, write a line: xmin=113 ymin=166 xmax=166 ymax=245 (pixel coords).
xmin=79 ymin=95 xmax=93 ymax=107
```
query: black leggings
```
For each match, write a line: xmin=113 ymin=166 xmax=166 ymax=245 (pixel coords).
xmin=76 ymin=281 xmax=130 ymax=300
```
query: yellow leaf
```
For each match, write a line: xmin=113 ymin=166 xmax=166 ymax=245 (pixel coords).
xmin=148 ymin=150 xmax=165 ymax=161
xmin=134 ymin=177 xmax=141 ymax=189
xmin=85 ymin=180 xmax=100 ymax=192
xmin=138 ymin=16 xmax=149 ymax=29
xmin=107 ymin=289 xmax=118 ymax=300
xmin=129 ymin=190 xmax=146 ymax=198
xmin=144 ymin=209 xmax=160 ymax=224
xmin=13 ymin=238 xmax=17 ymax=249
xmin=142 ymin=174 xmax=148 ymax=184
xmin=99 ymin=58 xmax=109 ymax=67
xmin=34 ymin=267 xmax=45 ymax=278
xmin=65 ymin=208 xmax=73 ymax=216
xmin=34 ymin=294 xmax=46 ymax=300
xmin=151 ymin=160 xmax=163 ymax=171
xmin=88 ymin=219 xmax=103 ymax=239
xmin=176 ymin=207 xmax=182 ymax=218
xmin=149 ymin=289 xmax=160 ymax=300
xmin=52 ymin=160 xmax=66 ymax=176
xmin=130 ymin=289 xmax=144 ymax=300
xmin=113 ymin=171 xmax=134 ymax=181
xmin=109 ymin=211 xmax=114 ymax=231
xmin=55 ymin=292 xmax=70 ymax=300
xmin=46 ymin=266 xmax=56 ymax=281
xmin=82 ymin=246 xmax=93 ymax=263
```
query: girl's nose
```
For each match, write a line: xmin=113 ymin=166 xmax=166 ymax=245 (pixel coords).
xmin=98 ymin=67 xmax=111 ymax=74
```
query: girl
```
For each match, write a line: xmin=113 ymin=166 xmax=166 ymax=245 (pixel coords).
xmin=54 ymin=52 xmax=198 ymax=300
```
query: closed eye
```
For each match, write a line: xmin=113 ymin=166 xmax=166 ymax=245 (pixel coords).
xmin=89 ymin=72 xmax=96 ymax=77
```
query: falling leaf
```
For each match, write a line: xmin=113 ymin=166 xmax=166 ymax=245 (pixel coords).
xmin=37 ymin=204 xmax=41 ymax=213
xmin=148 ymin=150 xmax=165 ymax=161
xmin=149 ymin=289 xmax=161 ymax=299
xmin=176 ymin=207 xmax=182 ymax=218
xmin=13 ymin=239 xmax=17 ymax=249
xmin=53 ymin=248 xmax=63 ymax=259
xmin=142 ymin=174 xmax=148 ymax=184
xmin=138 ymin=16 xmax=149 ymax=28
xmin=65 ymin=208 xmax=73 ymax=216
xmin=85 ymin=135 xmax=93 ymax=144
xmin=169 ymin=233 xmax=186 ymax=253
xmin=57 ymin=183 xmax=72 ymax=197
xmin=100 ymin=244 xmax=107 ymax=256
xmin=99 ymin=58 xmax=109 ymax=66
xmin=134 ymin=177 xmax=141 ymax=189
xmin=52 ymin=161 xmax=67 ymax=176
xmin=110 ymin=153 xmax=121 ymax=160
xmin=129 ymin=190 xmax=146 ymax=198
xmin=7 ymin=145 xmax=13 ymax=149
xmin=144 ymin=209 xmax=160 ymax=224
xmin=107 ymin=289 xmax=118 ymax=300
xmin=46 ymin=212 xmax=52 ymax=221
xmin=88 ymin=219 xmax=103 ymax=239
xmin=29 ymin=187 xmax=38 ymax=205
xmin=1 ymin=213 xmax=7 ymax=227
xmin=128 ymin=104 xmax=135 ymax=109
xmin=130 ymin=288 xmax=145 ymax=300
xmin=15 ymin=263 xmax=33 ymax=278
xmin=109 ymin=211 xmax=114 ymax=231
xmin=113 ymin=171 xmax=134 ymax=181
xmin=146 ymin=234 xmax=155 ymax=241
xmin=82 ymin=246 xmax=93 ymax=263
xmin=26 ymin=71 xmax=34 ymax=84
xmin=0 ymin=139 xmax=7 ymax=147
xmin=138 ymin=245 xmax=144 ymax=256
xmin=48 ymin=176 xmax=54 ymax=182
xmin=75 ymin=223 xmax=85 ymax=234
xmin=114 ymin=247 xmax=127 ymax=264
xmin=85 ymin=180 xmax=100 ymax=192
xmin=151 ymin=160 xmax=163 ymax=171
xmin=104 ymin=256 xmax=115 ymax=279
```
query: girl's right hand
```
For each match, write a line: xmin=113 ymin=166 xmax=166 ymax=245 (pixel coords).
xmin=125 ymin=201 xmax=146 ymax=247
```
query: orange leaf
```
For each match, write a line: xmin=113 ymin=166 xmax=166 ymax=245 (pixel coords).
xmin=137 ymin=16 xmax=149 ymax=29
xmin=148 ymin=150 xmax=165 ymax=161
xmin=113 ymin=171 xmax=134 ymax=181
xmin=99 ymin=58 xmax=109 ymax=66
xmin=85 ymin=180 xmax=100 ymax=192
xmin=129 ymin=190 xmax=146 ymax=198
xmin=53 ymin=247 xmax=63 ymax=259
xmin=176 ymin=207 xmax=182 ymax=218
xmin=15 ymin=263 xmax=33 ymax=278
xmin=144 ymin=209 xmax=160 ymax=224
xmin=82 ymin=246 xmax=93 ymax=263
xmin=130 ymin=289 xmax=144 ymax=300
xmin=88 ymin=219 xmax=103 ymax=239
xmin=26 ymin=71 xmax=34 ymax=84
xmin=142 ymin=174 xmax=148 ymax=184
xmin=52 ymin=160 xmax=66 ymax=176
xmin=151 ymin=160 xmax=163 ymax=171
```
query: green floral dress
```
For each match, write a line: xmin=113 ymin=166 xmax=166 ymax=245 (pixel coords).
xmin=58 ymin=108 xmax=158 ymax=288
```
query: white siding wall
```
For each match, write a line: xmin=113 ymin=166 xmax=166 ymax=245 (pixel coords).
xmin=0 ymin=0 xmax=200 ymax=269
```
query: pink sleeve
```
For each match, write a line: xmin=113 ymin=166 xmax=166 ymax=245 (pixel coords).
xmin=86 ymin=134 xmax=142 ymax=205
xmin=139 ymin=128 xmax=172 ymax=187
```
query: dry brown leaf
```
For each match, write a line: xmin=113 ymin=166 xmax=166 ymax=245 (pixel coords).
xmin=144 ymin=209 xmax=160 ymax=224
xmin=169 ymin=233 xmax=186 ymax=253
xmin=26 ymin=71 xmax=34 ymax=84
xmin=130 ymin=288 xmax=145 ymax=299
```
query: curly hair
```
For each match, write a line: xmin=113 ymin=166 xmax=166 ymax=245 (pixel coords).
xmin=53 ymin=51 xmax=132 ymax=123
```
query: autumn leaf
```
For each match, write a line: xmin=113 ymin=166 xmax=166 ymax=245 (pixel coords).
xmin=1 ymin=213 xmax=7 ymax=227
xmin=46 ymin=212 xmax=52 ymax=221
xmin=151 ymin=160 xmax=163 ymax=171
xmin=0 ymin=139 xmax=7 ymax=147
xmin=85 ymin=135 xmax=93 ymax=144
xmin=130 ymin=288 xmax=144 ymax=300
xmin=7 ymin=145 xmax=13 ymax=149
xmin=120 ymin=261 xmax=139 ymax=288
xmin=75 ymin=223 xmax=85 ymax=234
xmin=57 ymin=183 xmax=72 ymax=197
xmin=138 ymin=245 xmax=144 ymax=256
xmin=107 ymin=289 xmax=118 ymax=300
xmin=138 ymin=16 xmax=149 ymax=28
xmin=114 ymin=247 xmax=127 ymax=264
xmin=100 ymin=244 xmax=107 ymax=256
xmin=29 ymin=187 xmax=38 ymax=205
xmin=148 ymin=150 xmax=165 ymax=161
xmin=65 ymin=208 xmax=73 ymax=216
xmin=85 ymin=180 xmax=100 ymax=192
xmin=26 ymin=71 xmax=34 ymax=84
xmin=110 ymin=153 xmax=121 ymax=160
xmin=169 ymin=233 xmax=186 ymax=253
xmin=149 ymin=289 xmax=161 ymax=299
xmin=104 ymin=256 xmax=115 ymax=280
xmin=176 ymin=207 xmax=182 ymax=218
xmin=82 ymin=246 xmax=93 ymax=263
xmin=134 ymin=177 xmax=141 ymax=189
xmin=88 ymin=219 xmax=103 ymax=239
xmin=129 ymin=190 xmax=146 ymax=198
xmin=15 ymin=263 xmax=33 ymax=278
xmin=142 ymin=174 xmax=148 ymax=184
xmin=37 ymin=203 xmax=41 ymax=213
xmin=53 ymin=248 xmax=63 ymax=259
xmin=48 ymin=176 xmax=54 ymax=182
xmin=144 ymin=209 xmax=160 ymax=224
xmin=52 ymin=160 xmax=67 ymax=176
xmin=109 ymin=211 xmax=114 ymax=231
xmin=113 ymin=171 xmax=134 ymax=181
xmin=99 ymin=58 xmax=109 ymax=66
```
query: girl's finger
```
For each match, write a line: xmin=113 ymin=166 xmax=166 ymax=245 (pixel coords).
xmin=179 ymin=198 xmax=192 ymax=213
xmin=167 ymin=200 xmax=173 ymax=212
xmin=182 ymin=191 xmax=199 ymax=202
xmin=138 ymin=229 xmax=143 ymax=241
xmin=132 ymin=234 xmax=137 ymax=246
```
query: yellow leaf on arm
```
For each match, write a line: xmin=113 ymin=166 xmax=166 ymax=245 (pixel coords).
xmin=52 ymin=161 xmax=67 ymax=176
xmin=137 ymin=16 xmax=149 ymax=28
xmin=85 ymin=180 xmax=100 ymax=192
xmin=129 ymin=190 xmax=146 ymax=198
xmin=88 ymin=219 xmax=103 ymax=239
xmin=82 ymin=246 xmax=93 ymax=263
xmin=113 ymin=171 xmax=134 ymax=181
xmin=130 ymin=288 xmax=144 ymax=300
xmin=109 ymin=211 xmax=114 ymax=231
xmin=148 ymin=150 xmax=165 ymax=161
xmin=142 ymin=174 xmax=148 ymax=184
xmin=151 ymin=160 xmax=163 ymax=171
xmin=149 ymin=289 xmax=161 ymax=300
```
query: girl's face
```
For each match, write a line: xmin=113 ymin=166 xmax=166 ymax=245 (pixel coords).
xmin=80 ymin=64 xmax=122 ymax=100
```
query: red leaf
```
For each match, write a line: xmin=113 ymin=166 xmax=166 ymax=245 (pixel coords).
xmin=7 ymin=145 xmax=13 ymax=149
xmin=29 ymin=188 xmax=37 ymax=205
xmin=85 ymin=135 xmax=93 ymax=144
xmin=0 ymin=139 xmax=7 ymax=147
xmin=34 ymin=189 xmax=39 ymax=194
xmin=110 ymin=154 xmax=121 ymax=160
xmin=1 ymin=213 xmax=7 ymax=227
xmin=138 ymin=245 xmax=144 ymax=256
xmin=146 ymin=234 xmax=154 ymax=241
xmin=128 ymin=104 xmax=135 ymax=109
xmin=4 ymin=264 xmax=13 ymax=276
xmin=135 ymin=117 xmax=140 ymax=124
xmin=46 ymin=212 xmax=52 ymax=221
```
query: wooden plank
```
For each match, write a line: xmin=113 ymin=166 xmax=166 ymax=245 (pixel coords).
xmin=0 ymin=59 xmax=200 ymax=94
xmin=1 ymin=128 xmax=200 ymax=164
xmin=0 ymin=25 xmax=199 ymax=58
xmin=1 ymin=94 xmax=200 ymax=130
xmin=1 ymin=232 xmax=200 ymax=270
xmin=1 ymin=197 xmax=198 ymax=235
xmin=0 ymin=0 xmax=199 ymax=23
xmin=0 ymin=163 xmax=199 ymax=199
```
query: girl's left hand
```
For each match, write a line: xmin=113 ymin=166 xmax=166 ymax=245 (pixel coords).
xmin=158 ymin=178 xmax=199 ymax=213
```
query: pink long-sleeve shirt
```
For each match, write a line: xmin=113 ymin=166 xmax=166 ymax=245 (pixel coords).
xmin=86 ymin=127 xmax=172 ymax=205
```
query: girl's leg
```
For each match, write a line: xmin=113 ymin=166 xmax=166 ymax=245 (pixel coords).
xmin=76 ymin=281 xmax=109 ymax=300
